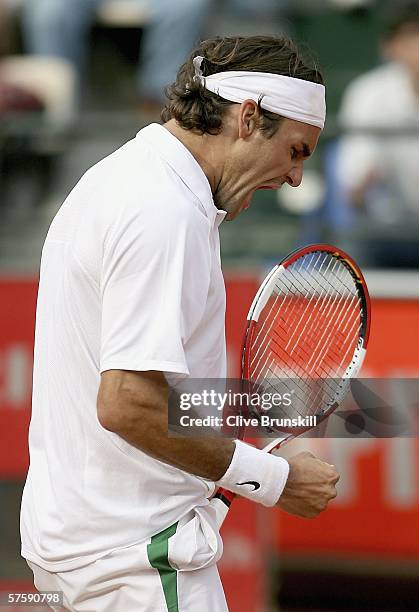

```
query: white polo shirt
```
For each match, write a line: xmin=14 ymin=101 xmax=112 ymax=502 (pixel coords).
xmin=21 ymin=124 xmax=227 ymax=571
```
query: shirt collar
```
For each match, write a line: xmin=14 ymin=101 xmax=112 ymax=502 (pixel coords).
xmin=136 ymin=123 xmax=226 ymax=226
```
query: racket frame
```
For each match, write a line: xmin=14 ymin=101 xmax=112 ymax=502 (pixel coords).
xmin=212 ymin=244 xmax=371 ymax=525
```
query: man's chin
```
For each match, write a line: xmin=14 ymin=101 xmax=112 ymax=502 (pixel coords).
xmin=219 ymin=192 xmax=254 ymax=220
xmin=224 ymin=209 xmax=238 ymax=221
xmin=239 ymin=192 xmax=254 ymax=214
xmin=226 ymin=203 xmax=248 ymax=221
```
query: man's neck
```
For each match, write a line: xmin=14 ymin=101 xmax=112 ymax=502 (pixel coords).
xmin=163 ymin=120 xmax=225 ymax=194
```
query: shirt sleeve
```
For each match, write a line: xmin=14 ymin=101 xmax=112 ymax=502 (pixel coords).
xmin=99 ymin=203 xmax=211 ymax=375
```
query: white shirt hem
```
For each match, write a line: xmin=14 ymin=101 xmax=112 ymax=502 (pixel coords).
xmin=21 ymin=498 xmax=206 ymax=572
xmin=99 ymin=360 xmax=189 ymax=375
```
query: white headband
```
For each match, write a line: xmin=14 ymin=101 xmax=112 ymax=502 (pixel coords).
xmin=192 ymin=56 xmax=326 ymax=130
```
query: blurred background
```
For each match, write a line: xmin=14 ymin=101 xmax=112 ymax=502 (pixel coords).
xmin=1 ymin=0 xmax=419 ymax=610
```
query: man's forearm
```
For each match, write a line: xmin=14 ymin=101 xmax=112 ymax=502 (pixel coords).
xmin=114 ymin=402 xmax=235 ymax=480
xmin=105 ymin=401 xmax=290 ymax=508
xmin=97 ymin=369 xmax=290 ymax=508
xmin=97 ymin=369 xmax=235 ymax=480
xmin=97 ymin=371 xmax=339 ymax=515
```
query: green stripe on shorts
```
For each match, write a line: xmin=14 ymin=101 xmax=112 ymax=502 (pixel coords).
xmin=147 ymin=522 xmax=179 ymax=612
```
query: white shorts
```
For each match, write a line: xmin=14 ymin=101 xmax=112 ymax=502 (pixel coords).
xmin=26 ymin=508 xmax=229 ymax=612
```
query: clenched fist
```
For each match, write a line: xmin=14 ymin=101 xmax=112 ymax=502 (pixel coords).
xmin=277 ymin=451 xmax=339 ymax=518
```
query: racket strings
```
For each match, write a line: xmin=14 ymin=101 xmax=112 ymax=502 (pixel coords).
xmin=247 ymin=251 xmax=363 ymax=421
xmin=260 ymin=290 xmax=356 ymax=375
xmin=250 ymin=252 xmax=320 ymax=353
xmin=253 ymin=292 xmax=358 ymax=382
xmin=284 ymin=259 xmax=358 ymax=370
xmin=307 ymin=264 xmax=362 ymax=375
xmin=251 ymin=255 xmax=359 ymax=382
xmin=283 ymin=254 xmax=343 ymax=353
xmin=256 ymin=334 xmax=344 ymax=420
xmin=274 ymin=260 xmax=358 ymax=377
xmin=250 ymin=252 xmax=348 ymax=377
xmin=264 ymin=268 xmax=360 ymax=384
xmin=249 ymin=253 xmax=322 ymax=377
xmin=251 ymin=298 xmax=344 ymax=395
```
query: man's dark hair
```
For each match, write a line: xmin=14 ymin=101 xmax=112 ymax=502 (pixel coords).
xmin=382 ymin=1 xmax=419 ymax=41
xmin=161 ymin=35 xmax=324 ymax=137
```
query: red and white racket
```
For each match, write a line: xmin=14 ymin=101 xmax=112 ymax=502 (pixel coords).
xmin=211 ymin=243 xmax=371 ymax=526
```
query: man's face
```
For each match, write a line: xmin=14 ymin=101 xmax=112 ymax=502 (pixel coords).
xmin=213 ymin=107 xmax=321 ymax=220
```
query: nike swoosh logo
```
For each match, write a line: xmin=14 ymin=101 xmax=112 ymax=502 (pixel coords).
xmin=236 ymin=481 xmax=261 ymax=491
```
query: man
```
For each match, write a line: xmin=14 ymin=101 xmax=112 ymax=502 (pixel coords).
xmin=335 ymin=2 xmax=419 ymax=233
xmin=21 ymin=35 xmax=339 ymax=611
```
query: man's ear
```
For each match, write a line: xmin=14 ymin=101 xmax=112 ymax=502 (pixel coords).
xmin=237 ymin=99 xmax=260 ymax=139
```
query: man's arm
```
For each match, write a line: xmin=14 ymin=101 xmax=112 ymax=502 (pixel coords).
xmin=97 ymin=369 xmax=234 ymax=480
xmin=97 ymin=369 xmax=339 ymax=518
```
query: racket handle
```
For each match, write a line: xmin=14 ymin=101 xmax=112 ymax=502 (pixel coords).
xmin=210 ymin=490 xmax=234 ymax=527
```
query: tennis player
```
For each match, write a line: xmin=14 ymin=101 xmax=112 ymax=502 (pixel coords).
xmin=21 ymin=35 xmax=339 ymax=611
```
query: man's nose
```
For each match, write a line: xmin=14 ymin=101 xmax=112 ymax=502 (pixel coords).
xmin=286 ymin=164 xmax=303 ymax=187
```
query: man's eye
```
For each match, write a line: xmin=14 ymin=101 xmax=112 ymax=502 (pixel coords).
xmin=291 ymin=147 xmax=298 ymax=159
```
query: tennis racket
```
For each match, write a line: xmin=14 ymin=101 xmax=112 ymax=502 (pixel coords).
xmin=210 ymin=243 xmax=371 ymax=526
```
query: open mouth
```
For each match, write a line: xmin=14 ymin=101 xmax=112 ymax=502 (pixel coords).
xmin=241 ymin=184 xmax=283 ymax=212
xmin=257 ymin=183 xmax=282 ymax=190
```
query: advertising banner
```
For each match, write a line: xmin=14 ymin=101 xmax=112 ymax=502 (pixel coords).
xmin=1 ymin=276 xmax=419 ymax=574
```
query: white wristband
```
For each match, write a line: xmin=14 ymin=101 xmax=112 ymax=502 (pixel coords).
xmin=215 ymin=440 xmax=289 ymax=507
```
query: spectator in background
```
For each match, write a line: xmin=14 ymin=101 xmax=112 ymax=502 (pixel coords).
xmin=21 ymin=0 xmax=212 ymax=112
xmin=0 ymin=0 xmax=76 ymax=128
xmin=335 ymin=2 xmax=419 ymax=225
xmin=21 ymin=0 xmax=285 ymax=113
